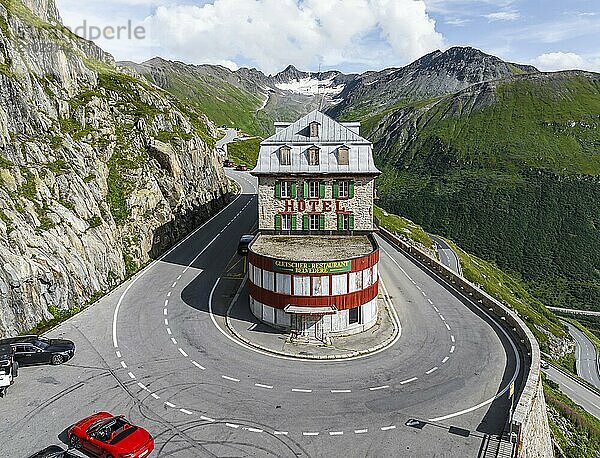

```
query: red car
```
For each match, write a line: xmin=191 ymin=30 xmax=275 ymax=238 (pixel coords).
xmin=68 ymin=412 xmax=154 ymax=458
xmin=236 ymin=164 xmax=248 ymax=171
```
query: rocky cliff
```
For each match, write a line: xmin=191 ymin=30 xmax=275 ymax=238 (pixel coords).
xmin=0 ymin=0 xmax=233 ymax=337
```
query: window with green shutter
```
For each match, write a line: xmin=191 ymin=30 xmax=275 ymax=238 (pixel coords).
xmin=275 ymin=181 xmax=281 ymax=199
xmin=291 ymin=182 xmax=297 ymax=198
xmin=337 ymin=213 xmax=343 ymax=230
xmin=348 ymin=214 xmax=355 ymax=230
xmin=303 ymin=214 xmax=309 ymax=230
xmin=333 ymin=181 xmax=339 ymax=199
xmin=275 ymin=214 xmax=282 ymax=230
xmin=319 ymin=214 xmax=325 ymax=230
xmin=349 ymin=181 xmax=355 ymax=199
xmin=291 ymin=214 xmax=297 ymax=230
xmin=303 ymin=181 xmax=309 ymax=199
xmin=319 ymin=181 xmax=325 ymax=199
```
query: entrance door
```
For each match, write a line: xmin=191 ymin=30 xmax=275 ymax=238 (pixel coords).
xmin=300 ymin=316 xmax=318 ymax=338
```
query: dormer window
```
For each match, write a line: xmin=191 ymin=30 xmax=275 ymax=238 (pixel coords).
xmin=279 ymin=146 xmax=291 ymax=165
xmin=308 ymin=146 xmax=320 ymax=166
xmin=309 ymin=121 xmax=320 ymax=138
xmin=338 ymin=146 xmax=349 ymax=165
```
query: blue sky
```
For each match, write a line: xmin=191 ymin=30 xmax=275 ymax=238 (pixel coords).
xmin=55 ymin=0 xmax=600 ymax=74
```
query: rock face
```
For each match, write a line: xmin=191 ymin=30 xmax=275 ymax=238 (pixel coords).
xmin=0 ymin=0 xmax=233 ymax=337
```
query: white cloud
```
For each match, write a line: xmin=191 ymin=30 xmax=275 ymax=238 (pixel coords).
xmin=531 ymin=52 xmax=600 ymax=72
xmin=141 ymin=0 xmax=444 ymax=73
xmin=484 ymin=10 xmax=520 ymax=21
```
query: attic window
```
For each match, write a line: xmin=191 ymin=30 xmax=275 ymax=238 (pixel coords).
xmin=308 ymin=146 xmax=320 ymax=166
xmin=309 ymin=121 xmax=320 ymax=138
xmin=279 ymin=146 xmax=291 ymax=165
xmin=338 ymin=146 xmax=349 ymax=165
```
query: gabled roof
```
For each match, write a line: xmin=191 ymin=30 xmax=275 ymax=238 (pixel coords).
xmin=263 ymin=110 xmax=369 ymax=144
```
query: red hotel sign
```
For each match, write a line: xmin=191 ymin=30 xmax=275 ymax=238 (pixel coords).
xmin=282 ymin=199 xmax=347 ymax=213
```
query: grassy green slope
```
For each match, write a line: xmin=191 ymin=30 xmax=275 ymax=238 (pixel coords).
xmin=226 ymin=137 xmax=261 ymax=167
xmin=373 ymin=72 xmax=600 ymax=313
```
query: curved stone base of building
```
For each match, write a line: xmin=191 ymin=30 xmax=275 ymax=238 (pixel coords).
xmin=249 ymin=297 xmax=378 ymax=337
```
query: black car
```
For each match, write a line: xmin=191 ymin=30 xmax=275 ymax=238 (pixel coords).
xmin=27 ymin=445 xmax=82 ymax=458
xmin=238 ymin=234 xmax=255 ymax=255
xmin=0 ymin=335 xmax=75 ymax=366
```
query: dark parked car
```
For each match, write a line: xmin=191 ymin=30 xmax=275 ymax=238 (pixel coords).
xmin=238 ymin=234 xmax=255 ymax=255
xmin=0 ymin=335 xmax=75 ymax=366
xmin=235 ymin=164 xmax=249 ymax=171
xmin=0 ymin=343 xmax=18 ymax=397
xmin=27 ymin=445 xmax=83 ymax=458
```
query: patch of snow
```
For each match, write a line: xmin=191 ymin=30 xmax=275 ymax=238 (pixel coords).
xmin=275 ymin=76 xmax=344 ymax=96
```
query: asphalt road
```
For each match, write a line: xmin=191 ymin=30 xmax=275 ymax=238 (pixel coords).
xmin=216 ymin=128 xmax=238 ymax=153
xmin=430 ymin=235 xmax=462 ymax=276
xmin=561 ymin=320 xmax=600 ymax=390
xmin=0 ymin=171 xmax=521 ymax=457
xmin=542 ymin=365 xmax=600 ymax=420
xmin=547 ymin=307 xmax=600 ymax=317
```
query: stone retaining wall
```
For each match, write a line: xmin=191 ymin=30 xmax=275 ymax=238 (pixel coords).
xmin=378 ymin=227 xmax=553 ymax=458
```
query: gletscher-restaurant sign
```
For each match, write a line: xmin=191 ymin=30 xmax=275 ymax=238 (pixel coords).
xmin=272 ymin=259 xmax=351 ymax=274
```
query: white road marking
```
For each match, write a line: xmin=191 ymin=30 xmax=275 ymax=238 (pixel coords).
xmin=128 ymin=372 xmax=136 ymax=379
xmin=163 ymin=308 xmax=168 ymax=316
xmin=354 ymin=429 xmax=368 ymax=434
xmin=164 ymin=319 xmax=168 ymax=326
xmin=331 ymin=389 xmax=351 ymax=393
xmin=200 ymin=416 xmax=215 ymax=422
xmin=427 ymin=299 xmax=433 ymax=304
xmin=433 ymin=306 xmax=439 ymax=312
xmin=303 ymin=432 xmax=319 ymax=436
xmin=164 ymin=300 xmax=169 ymax=307
xmin=292 ymin=388 xmax=312 ymax=393
xmin=222 ymin=375 xmax=240 ymax=382
xmin=120 ymin=361 xmax=127 ymax=369
xmin=426 ymin=367 xmax=439 ymax=374
xmin=439 ymin=314 xmax=445 ymax=321
xmin=180 ymin=409 xmax=193 ymax=415
xmin=451 ymin=335 xmax=455 ymax=342
xmin=369 ymin=385 xmax=389 ymax=391
xmin=191 ymin=361 xmax=206 ymax=370
xmin=274 ymin=431 xmax=288 ymax=435
xmin=245 ymin=427 xmax=263 ymax=433
xmin=445 ymin=323 xmax=451 ymax=331
xmin=226 ymin=423 xmax=240 ymax=429
xmin=563 ymin=384 xmax=574 ymax=392
xmin=255 ymin=383 xmax=273 ymax=389
xmin=381 ymin=426 xmax=396 ymax=431
xmin=422 ymin=291 xmax=427 ymax=297
xmin=171 ymin=337 xmax=177 ymax=345
xmin=400 ymin=377 xmax=418 ymax=384
xmin=329 ymin=431 xmax=344 ymax=436
xmin=151 ymin=393 xmax=160 ymax=399
xmin=111 ymin=190 xmax=243 ymax=349
xmin=115 ymin=351 xmax=121 ymax=358
xmin=177 ymin=275 xmax=182 ymax=280
xmin=442 ymin=356 xmax=449 ymax=363
xmin=137 ymin=382 xmax=148 ymax=391
xmin=178 ymin=348 xmax=188 ymax=357
xmin=166 ymin=328 xmax=172 ymax=335
xmin=171 ymin=282 xmax=177 ymax=288
xmin=167 ymin=291 xmax=171 ymax=297
xmin=164 ymin=402 xmax=176 ymax=408
xmin=450 ymin=345 xmax=455 ymax=353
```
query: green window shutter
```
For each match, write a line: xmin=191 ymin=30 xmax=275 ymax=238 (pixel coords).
xmin=349 ymin=214 xmax=355 ymax=231
xmin=319 ymin=181 xmax=325 ymax=199
xmin=275 ymin=181 xmax=281 ymax=199
xmin=303 ymin=214 xmax=309 ymax=230
xmin=303 ymin=181 xmax=309 ymax=198
xmin=319 ymin=214 xmax=325 ymax=230
xmin=349 ymin=181 xmax=355 ymax=199
xmin=333 ymin=181 xmax=339 ymax=199
xmin=337 ymin=213 xmax=343 ymax=231
xmin=275 ymin=214 xmax=281 ymax=230
xmin=291 ymin=214 xmax=297 ymax=230
xmin=291 ymin=182 xmax=297 ymax=198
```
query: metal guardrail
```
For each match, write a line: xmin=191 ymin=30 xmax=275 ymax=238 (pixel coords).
xmin=377 ymin=227 xmax=546 ymax=457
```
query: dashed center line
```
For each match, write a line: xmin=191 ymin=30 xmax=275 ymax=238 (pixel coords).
xmin=329 ymin=431 xmax=344 ymax=436
xmin=226 ymin=423 xmax=240 ymax=429
xmin=191 ymin=361 xmax=206 ymax=370
xmin=255 ymin=383 xmax=273 ymax=389
xmin=381 ymin=425 xmax=396 ymax=431
xmin=292 ymin=388 xmax=313 ymax=393
xmin=450 ymin=345 xmax=456 ymax=353
xmin=165 ymin=401 xmax=176 ymax=408
xmin=178 ymin=348 xmax=188 ymax=357
xmin=442 ymin=356 xmax=449 ymax=364
xmin=355 ymin=429 xmax=368 ymax=434
xmin=426 ymin=367 xmax=438 ymax=374
xmin=331 ymin=389 xmax=352 ymax=393
xmin=180 ymin=408 xmax=193 ymax=415
xmin=274 ymin=431 xmax=288 ymax=436
xmin=170 ymin=337 xmax=177 ymax=345
xmin=400 ymin=377 xmax=418 ymax=384
xmin=222 ymin=375 xmax=240 ymax=382
xmin=369 ymin=385 xmax=389 ymax=391
xmin=303 ymin=432 xmax=319 ymax=436
xmin=128 ymin=372 xmax=136 ymax=380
